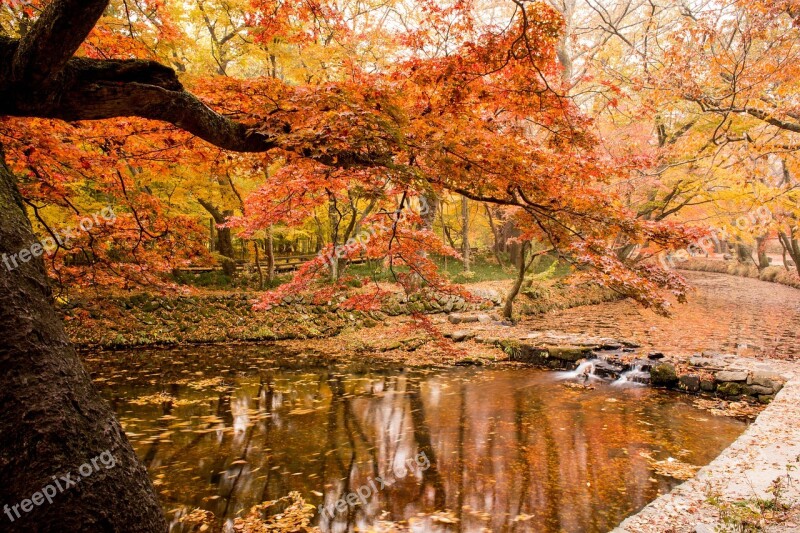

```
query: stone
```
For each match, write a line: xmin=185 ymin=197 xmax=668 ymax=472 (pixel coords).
xmin=749 ymin=370 xmax=784 ymax=388
xmin=448 ymin=313 xmax=479 ymax=324
xmin=546 ymin=345 xmax=593 ymax=362
xmin=450 ymin=330 xmax=474 ymax=342
xmin=688 ymin=357 xmax=717 ymax=368
xmin=650 ymin=363 xmax=678 ymax=387
xmin=600 ymin=343 xmax=622 ymax=350
xmin=502 ymin=342 xmax=552 ymax=366
xmin=454 ymin=358 xmax=484 ymax=366
xmin=593 ymin=359 xmax=625 ymax=379
xmin=748 ymin=384 xmax=773 ymax=395
xmin=700 ymin=378 xmax=716 ymax=392
xmin=647 ymin=351 xmax=665 ymax=360
xmin=476 ymin=314 xmax=493 ymax=323
xmin=679 ymin=374 xmax=701 ymax=393
xmin=758 ymin=395 xmax=775 ymax=404
xmin=716 ymin=382 xmax=744 ymax=397
xmin=715 ymin=371 xmax=749 ymax=383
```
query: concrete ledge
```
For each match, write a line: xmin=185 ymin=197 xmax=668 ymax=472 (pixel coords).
xmin=613 ymin=360 xmax=800 ymax=532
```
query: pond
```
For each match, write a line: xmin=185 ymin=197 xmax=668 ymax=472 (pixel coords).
xmin=87 ymin=346 xmax=746 ymax=532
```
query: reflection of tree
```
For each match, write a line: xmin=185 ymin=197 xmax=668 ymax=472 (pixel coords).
xmin=220 ymin=382 xmax=263 ymax=517
xmin=407 ymin=379 xmax=446 ymax=509
xmin=142 ymin=383 xmax=178 ymax=469
xmin=456 ymin=382 xmax=466 ymax=531
xmin=318 ymin=373 xmax=359 ymax=532
xmin=516 ymin=388 xmax=562 ymax=531
xmin=259 ymin=376 xmax=276 ymax=503
xmin=511 ymin=389 xmax=532 ymax=533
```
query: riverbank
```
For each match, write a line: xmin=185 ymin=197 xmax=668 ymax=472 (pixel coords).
xmin=62 ymin=279 xmax=618 ymax=349
xmin=613 ymin=357 xmax=800 ymax=533
xmin=679 ymin=257 xmax=800 ymax=290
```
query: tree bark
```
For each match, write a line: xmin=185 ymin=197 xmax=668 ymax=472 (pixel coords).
xmin=503 ymin=241 xmax=531 ymax=320
xmin=0 ymin=147 xmax=167 ymax=532
xmin=461 ymin=195 xmax=470 ymax=272
xmin=0 ymin=0 xmax=386 ymax=528
xmin=778 ymin=230 xmax=800 ymax=277
xmin=253 ymin=240 xmax=263 ymax=289
xmin=483 ymin=204 xmax=506 ymax=267
xmin=197 ymin=198 xmax=234 ymax=259
xmin=265 ymin=227 xmax=275 ymax=285
xmin=755 ymin=235 xmax=770 ymax=270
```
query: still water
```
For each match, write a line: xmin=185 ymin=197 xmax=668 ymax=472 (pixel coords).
xmin=87 ymin=347 xmax=746 ymax=532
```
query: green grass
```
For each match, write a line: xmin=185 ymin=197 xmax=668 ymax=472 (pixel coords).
xmin=171 ymin=252 xmax=568 ymax=289
xmin=172 ymin=269 xmax=289 ymax=290
xmin=344 ymin=254 xmax=515 ymax=284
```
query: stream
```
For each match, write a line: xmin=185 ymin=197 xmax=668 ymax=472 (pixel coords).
xmin=85 ymin=272 xmax=800 ymax=532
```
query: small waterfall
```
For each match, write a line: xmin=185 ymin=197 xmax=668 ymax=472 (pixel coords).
xmin=612 ymin=364 xmax=650 ymax=386
xmin=555 ymin=360 xmax=598 ymax=381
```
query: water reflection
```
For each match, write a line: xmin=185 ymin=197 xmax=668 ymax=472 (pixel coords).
xmin=88 ymin=352 xmax=745 ymax=533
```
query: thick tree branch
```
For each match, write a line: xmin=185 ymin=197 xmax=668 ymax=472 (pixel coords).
xmin=12 ymin=0 xmax=110 ymax=87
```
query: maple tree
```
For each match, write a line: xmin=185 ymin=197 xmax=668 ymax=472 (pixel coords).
xmin=3 ymin=0 xmax=796 ymax=530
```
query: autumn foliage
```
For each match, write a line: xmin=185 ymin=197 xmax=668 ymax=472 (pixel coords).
xmin=4 ymin=0 xmax=797 ymax=312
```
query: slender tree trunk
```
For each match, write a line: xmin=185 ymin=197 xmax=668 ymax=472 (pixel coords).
xmin=410 ymin=189 xmax=439 ymax=289
xmin=484 ymin=204 xmax=505 ymax=267
xmin=778 ymin=230 xmax=800 ymax=277
xmin=328 ymin=199 xmax=341 ymax=282
xmin=503 ymin=242 xmax=530 ymax=320
xmin=265 ymin=226 xmax=275 ymax=284
xmin=0 ymin=148 xmax=167 ymax=532
xmin=208 ymin=217 xmax=216 ymax=252
xmin=253 ymin=240 xmax=263 ymax=289
xmin=755 ymin=235 xmax=770 ymax=270
xmin=461 ymin=195 xmax=470 ymax=272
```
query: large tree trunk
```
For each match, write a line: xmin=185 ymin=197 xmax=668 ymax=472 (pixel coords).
xmin=755 ymin=235 xmax=770 ymax=270
xmin=0 ymin=148 xmax=167 ymax=532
